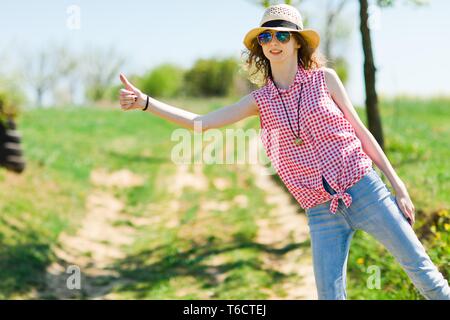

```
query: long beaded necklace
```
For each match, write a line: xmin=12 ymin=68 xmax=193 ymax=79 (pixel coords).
xmin=273 ymin=79 xmax=304 ymax=146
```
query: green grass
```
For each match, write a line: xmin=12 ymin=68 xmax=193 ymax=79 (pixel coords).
xmin=0 ymin=96 xmax=449 ymax=299
xmin=346 ymin=97 xmax=450 ymax=299
xmin=0 ymin=105 xmax=176 ymax=298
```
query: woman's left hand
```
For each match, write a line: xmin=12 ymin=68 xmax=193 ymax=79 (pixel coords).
xmin=393 ymin=185 xmax=416 ymax=225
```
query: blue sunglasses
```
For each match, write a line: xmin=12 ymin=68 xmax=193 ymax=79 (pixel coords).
xmin=257 ymin=31 xmax=291 ymax=45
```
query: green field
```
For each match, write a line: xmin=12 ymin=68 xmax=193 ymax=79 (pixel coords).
xmin=0 ymin=96 xmax=448 ymax=299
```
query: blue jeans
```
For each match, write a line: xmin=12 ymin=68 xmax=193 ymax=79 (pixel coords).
xmin=305 ymin=167 xmax=450 ymax=300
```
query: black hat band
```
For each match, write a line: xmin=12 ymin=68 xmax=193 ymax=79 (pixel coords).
xmin=261 ymin=19 xmax=302 ymax=30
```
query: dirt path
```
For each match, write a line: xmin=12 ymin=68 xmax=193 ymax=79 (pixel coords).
xmin=162 ymin=135 xmax=317 ymax=299
xmin=39 ymin=169 xmax=146 ymax=299
xmin=38 ymin=133 xmax=316 ymax=299
xmin=248 ymin=136 xmax=317 ymax=299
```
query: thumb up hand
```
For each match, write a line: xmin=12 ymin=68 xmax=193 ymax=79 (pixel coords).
xmin=119 ymin=73 xmax=146 ymax=111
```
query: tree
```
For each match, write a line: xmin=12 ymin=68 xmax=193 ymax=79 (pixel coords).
xmin=22 ymin=48 xmax=59 ymax=107
xmin=82 ymin=46 xmax=125 ymax=102
xmin=321 ymin=0 xmax=352 ymax=85
xmin=359 ymin=0 xmax=383 ymax=148
xmin=359 ymin=0 xmax=428 ymax=150
xmin=323 ymin=0 xmax=349 ymax=61
xmin=53 ymin=45 xmax=80 ymax=106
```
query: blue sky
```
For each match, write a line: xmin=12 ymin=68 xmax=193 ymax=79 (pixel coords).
xmin=0 ymin=0 xmax=449 ymax=105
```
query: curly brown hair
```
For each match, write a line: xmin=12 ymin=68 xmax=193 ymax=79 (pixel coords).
xmin=240 ymin=32 xmax=327 ymax=88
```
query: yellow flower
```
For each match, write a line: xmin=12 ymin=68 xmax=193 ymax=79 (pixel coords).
xmin=437 ymin=209 xmax=448 ymax=217
xmin=436 ymin=232 xmax=441 ymax=240
xmin=357 ymin=258 xmax=364 ymax=265
xmin=444 ymin=223 xmax=450 ymax=231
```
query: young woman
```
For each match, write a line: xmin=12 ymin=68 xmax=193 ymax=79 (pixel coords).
xmin=119 ymin=4 xmax=449 ymax=300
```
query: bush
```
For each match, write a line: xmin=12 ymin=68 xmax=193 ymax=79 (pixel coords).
xmin=184 ymin=58 xmax=239 ymax=97
xmin=138 ymin=64 xmax=185 ymax=98
xmin=0 ymin=79 xmax=26 ymax=123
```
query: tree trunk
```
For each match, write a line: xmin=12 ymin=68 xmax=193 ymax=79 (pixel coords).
xmin=37 ymin=87 xmax=44 ymax=107
xmin=359 ymin=0 xmax=384 ymax=150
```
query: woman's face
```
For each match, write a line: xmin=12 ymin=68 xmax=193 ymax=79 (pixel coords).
xmin=259 ymin=30 xmax=301 ymax=63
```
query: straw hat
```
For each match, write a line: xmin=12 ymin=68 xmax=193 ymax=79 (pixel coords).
xmin=243 ymin=4 xmax=320 ymax=51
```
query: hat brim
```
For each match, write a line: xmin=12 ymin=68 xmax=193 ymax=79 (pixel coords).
xmin=243 ymin=27 xmax=320 ymax=51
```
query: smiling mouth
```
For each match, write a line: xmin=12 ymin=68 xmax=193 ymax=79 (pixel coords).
xmin=270 ymin=50 xmax=283 ymax=55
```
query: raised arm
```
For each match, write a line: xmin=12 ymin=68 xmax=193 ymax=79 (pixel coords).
xmin=323 ymin=67 xmax=415 ymax=224
xmin=119 ymin=73 xmax=258 ymax=132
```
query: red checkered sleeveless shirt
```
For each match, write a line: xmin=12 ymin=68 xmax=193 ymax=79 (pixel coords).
xmin=251 ymin=63 xmax=373 ymax=214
